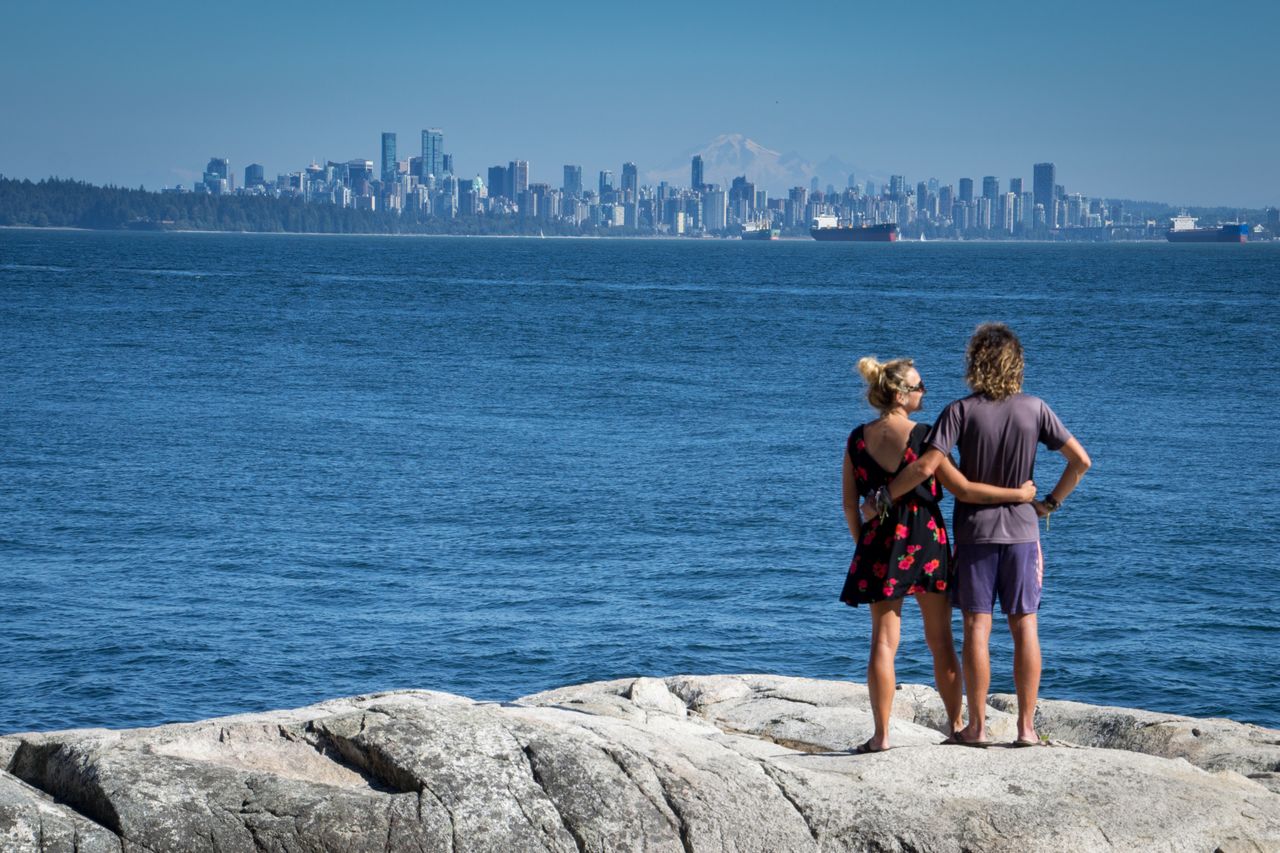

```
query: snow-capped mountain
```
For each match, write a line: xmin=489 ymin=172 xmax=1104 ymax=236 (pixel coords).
xmin=646 ymin=134 xmax=868 ymax=194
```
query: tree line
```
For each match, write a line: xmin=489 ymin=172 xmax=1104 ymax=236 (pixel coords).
xmin=0 ymin=176 xmax=602 ymax=236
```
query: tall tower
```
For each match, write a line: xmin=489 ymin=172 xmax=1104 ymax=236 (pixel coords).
xmin=691 ymin=155 xmax=704 ymax=191
xmin=621 ymin=162 xmax=638 ymax=198
xmin=488 ymin=165 xmax=508 ymax=199
xmin=1033 ymin=163 xmax=1055 ymax=221
xmin=562 ymin=165 xmax=583 ymax=198
xmin=421 ymin=129 xmax=444 ymax=179
xmin=958 ymin=178 xmax=974 ymax=204
xmin=982 ymin=176 xmax=999 ymax=201
xmin=381 ymin=133 xmax=397 ymax=183
xmin=508 ymin=160 xmax=528 ymax=196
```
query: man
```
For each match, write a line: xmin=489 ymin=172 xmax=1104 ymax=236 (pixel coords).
xmin=888 ymin=323 xmax=1090 ymax=746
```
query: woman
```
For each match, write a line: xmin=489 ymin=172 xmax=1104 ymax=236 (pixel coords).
xmin=840 ymin=356 xmax=1034 ymax=753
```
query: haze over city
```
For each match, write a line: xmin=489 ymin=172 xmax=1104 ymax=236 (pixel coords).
xmin=3 ymin=0 xmax=1277 ymax=208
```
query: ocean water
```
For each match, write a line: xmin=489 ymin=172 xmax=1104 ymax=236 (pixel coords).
xmin=1 ymin=229 xmax=1277 ymax=733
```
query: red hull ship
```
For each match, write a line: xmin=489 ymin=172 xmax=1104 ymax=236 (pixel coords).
xmin=810 ymin=218 xmax=899 ymax=242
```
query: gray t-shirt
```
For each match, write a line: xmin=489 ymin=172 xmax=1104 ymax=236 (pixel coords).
xmin=925 ymin=393 xmax=1072 ymax=544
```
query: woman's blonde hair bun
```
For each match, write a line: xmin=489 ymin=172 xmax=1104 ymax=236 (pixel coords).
xmin=857 ymin=356 xmax=883 ymax=384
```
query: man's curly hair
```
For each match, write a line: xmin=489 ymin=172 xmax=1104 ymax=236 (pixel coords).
xmin=966 ymin=323 xmax=1024 ymax=400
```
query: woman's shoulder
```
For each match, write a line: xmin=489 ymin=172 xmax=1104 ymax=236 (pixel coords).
xmin=848 ymin=422 xmax=875 ymax=455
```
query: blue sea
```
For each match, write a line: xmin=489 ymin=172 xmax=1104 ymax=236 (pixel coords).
xmin=2 ymin=229 xmax=1277 ymax=733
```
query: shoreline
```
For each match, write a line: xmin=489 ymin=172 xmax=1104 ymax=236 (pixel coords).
xmin=7 ymin=225 xmax=1267 ymax=243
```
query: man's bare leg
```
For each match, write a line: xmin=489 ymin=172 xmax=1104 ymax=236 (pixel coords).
xmin=1008 ymin=612 xmax=1041 ymax=742
xmin=959 ymin=610 xmax=993 ymax=742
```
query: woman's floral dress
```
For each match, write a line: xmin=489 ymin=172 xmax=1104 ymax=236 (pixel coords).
xmin=840 ymin=422 xmax=955 ymax=606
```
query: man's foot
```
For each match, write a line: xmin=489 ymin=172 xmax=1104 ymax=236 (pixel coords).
xmin=1012 ymin=730 xmax=1043 ymax=747
xmin=941 ymin=726 xmax=992 ymax=748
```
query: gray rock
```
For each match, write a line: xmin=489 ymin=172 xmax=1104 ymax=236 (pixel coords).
xmin=991 ymin=692 xmax=1280 ymax=792
xmin=0 ymin=675 xmax=1276 ymax=852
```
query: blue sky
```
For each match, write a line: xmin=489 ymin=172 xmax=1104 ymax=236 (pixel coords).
xmin=3 ymin=0 xmax=1276 ymax=207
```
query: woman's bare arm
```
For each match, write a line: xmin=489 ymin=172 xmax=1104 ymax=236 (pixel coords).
xmin=842 ymin=449 xmax=861 ymax=541
xmin=934 ymin=456 xmax=1036 ymax=503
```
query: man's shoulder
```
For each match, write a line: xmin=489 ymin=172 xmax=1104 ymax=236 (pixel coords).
xmin=942 ymin=393 xmax=984 ymax=413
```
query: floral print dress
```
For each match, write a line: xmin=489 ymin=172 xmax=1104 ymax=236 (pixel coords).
xmin=840 ymin=422 xmax=955 ymax=606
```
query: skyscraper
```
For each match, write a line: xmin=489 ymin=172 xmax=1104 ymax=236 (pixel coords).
xmin=598 ymin=170 xmax=613 ymax=196
xmin=958 ymin=178 xmax=974 ymax=204
xmin=381 ymin=133 xmax=397 ymax=183
xmin=203 ymin=157 xmax=231 ymax=194
xmin=421 ymin=129 xmax=444 ymax=179
xmin=244 ymin=163 xmax=264 ymax=188
xmin=1033 ymin=163 xmax=1055 ymax=222
xmin=702 ymin=187 xmax=727 ymax=231
xmin=982 ymin=176 xmax=999 ymax=201
xmin=562 ymin=165 xmax=583 ymax=198
xmin=691 ymin=155 xmax=704 ymax=191
xmin=1009 ymin=177 xmax=1023 ymax=196
xmin=442 ymin=154 xmax=453 ymax=175
xmin=621 ymin=162 xmax=638 ymax=198
xmin=488 ymin=165 xmax=508 ymax=200
xmin=509 ymin=160 xmax=528 ymax=197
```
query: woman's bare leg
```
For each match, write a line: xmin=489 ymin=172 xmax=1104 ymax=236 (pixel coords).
xmin=916 ymin=592 xmax=963 ymax=734
xmin=866 ymin=599 xmax=903 ymax=750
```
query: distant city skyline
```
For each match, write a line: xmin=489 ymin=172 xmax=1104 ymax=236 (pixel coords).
xmin=2 ymin=1 xmax=1277 ymax=207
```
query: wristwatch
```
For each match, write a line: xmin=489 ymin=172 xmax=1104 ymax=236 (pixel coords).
xmin=1043 ymin=494 xmax=1061 ymax=511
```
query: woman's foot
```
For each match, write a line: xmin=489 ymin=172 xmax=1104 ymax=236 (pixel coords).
xmin=853 ymin=735 xmax=891 ymax=754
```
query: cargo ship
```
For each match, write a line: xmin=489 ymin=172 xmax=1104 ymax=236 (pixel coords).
xmin=810 ymin=215 xmax=898 ymax=242
xmin=741 ymin=221 xmax=780 ymax=241
xmin=1166 ymin=214 xmax=1247 ymax=243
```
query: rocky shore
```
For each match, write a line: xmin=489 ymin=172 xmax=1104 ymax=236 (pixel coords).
xmin=2 ymin=674 xmax=1277 ymax=852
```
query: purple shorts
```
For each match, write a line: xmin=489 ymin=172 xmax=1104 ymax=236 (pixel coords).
xmin=952 ymin=542 xmax=1041 ymax=615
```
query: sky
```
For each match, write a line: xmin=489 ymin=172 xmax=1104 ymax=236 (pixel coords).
xmin=2 ymin=0 xmax=1276 ymax=208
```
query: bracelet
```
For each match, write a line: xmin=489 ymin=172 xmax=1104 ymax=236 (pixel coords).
xmin=875 ymin=486 xmax=893 ymax=521
xmin=1043 ymin=494 xmax=1061 ymax=511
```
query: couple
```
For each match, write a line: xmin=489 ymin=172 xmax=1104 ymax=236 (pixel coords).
xmin=839 ymin=323 xmax=1091 ymax=752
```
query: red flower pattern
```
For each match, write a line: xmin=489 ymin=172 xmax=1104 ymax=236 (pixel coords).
xmin=841 ymin=429 xmax=954 ymax=607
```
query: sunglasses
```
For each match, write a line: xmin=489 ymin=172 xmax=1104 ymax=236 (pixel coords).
xmin=903 ymin=381 xmax=926 ymax=393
